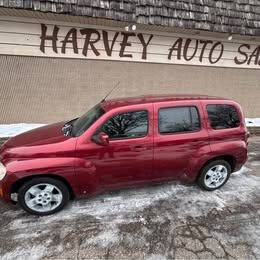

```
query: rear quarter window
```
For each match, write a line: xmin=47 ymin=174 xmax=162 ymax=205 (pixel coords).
xmin=206 ymin=104 xmax=240 ymax=130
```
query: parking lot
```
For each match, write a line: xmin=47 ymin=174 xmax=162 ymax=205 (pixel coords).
xmin=0 ymin=136 xmax=259 ymax=260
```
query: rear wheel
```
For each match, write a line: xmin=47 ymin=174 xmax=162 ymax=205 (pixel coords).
xmin=197 ymin=160 xmax=231 ymax=191
xmin=18 ymin=177 xmax=70 ymax=216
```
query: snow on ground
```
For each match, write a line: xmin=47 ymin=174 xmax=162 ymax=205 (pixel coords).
xmin=1 ymin=245 xmax=46 ymax=260
xmin=245 ymin=118 xmax=260 ymax=127
xmin=0 ymin=118 xmax=259 ymax=138
xmin=1 ymin=165 xmax=259 ymax=259
xmin=6 ymin=166 xmax=259 ymax=230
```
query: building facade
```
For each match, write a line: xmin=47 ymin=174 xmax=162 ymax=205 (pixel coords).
xmin=0 ymin=1 xmax=260 ymax=123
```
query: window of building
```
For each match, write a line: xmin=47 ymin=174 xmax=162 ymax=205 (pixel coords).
xmin=159 ymin=106 xmax=200 ymax=134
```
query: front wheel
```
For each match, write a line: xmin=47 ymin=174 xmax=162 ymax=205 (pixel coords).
xmin=18 ymin=177 xmax=70 ymax=216
xmin=197 ymin=160 xmax=231 ymax=191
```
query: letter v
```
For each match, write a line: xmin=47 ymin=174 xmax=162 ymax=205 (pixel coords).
xmin=102 ymin=31 xmax=119 ymax=56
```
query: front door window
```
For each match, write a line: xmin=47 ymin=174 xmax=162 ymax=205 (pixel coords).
xmin=101 ymin=110 xmax=148 ymax=140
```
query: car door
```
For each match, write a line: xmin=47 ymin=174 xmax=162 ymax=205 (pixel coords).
xmin=76 ymin=104 xmax=154 ymax=190
xmin=153 ymin=100 xmax=210 ymax=181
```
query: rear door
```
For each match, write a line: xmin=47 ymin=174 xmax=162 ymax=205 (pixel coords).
xmin=153 ymin=100 xmax=211 ymax=181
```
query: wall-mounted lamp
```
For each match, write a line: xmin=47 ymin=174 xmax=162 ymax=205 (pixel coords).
xmin=124 ymin=24 xmax=137 ymax=32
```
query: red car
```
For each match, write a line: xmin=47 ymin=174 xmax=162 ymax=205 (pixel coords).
xmin=0 ymin=95 xmax=248 ymax=215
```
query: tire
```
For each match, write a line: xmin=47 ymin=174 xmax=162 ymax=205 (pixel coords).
xmin=197 ymin=160 xmax=231 ymax=191
xmin=18 ymin=177 xmax=70 ymax=216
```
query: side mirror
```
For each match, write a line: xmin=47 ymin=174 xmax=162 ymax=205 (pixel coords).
xmin=92 ymin=132 xmax=109 ymax=146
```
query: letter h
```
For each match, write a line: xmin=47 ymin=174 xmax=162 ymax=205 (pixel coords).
xmin=40 ymin=24 xmax=59 ymax=53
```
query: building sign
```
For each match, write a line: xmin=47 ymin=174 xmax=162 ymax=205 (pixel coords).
xmin=39 ymin=23 xmax=260 ymax=67
xmin=0 ymin=18 xmax=259 ymax=69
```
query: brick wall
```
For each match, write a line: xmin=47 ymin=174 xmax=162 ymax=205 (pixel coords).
xmin=0 ymin=55 xmax=260 ymax=124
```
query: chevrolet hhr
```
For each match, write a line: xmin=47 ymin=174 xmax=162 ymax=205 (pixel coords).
xmin=0 ymin=95 xmax=248 ymax=215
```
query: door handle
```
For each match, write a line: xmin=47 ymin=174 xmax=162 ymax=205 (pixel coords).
xmin=132 ymin=145 xmax=147 ymax=151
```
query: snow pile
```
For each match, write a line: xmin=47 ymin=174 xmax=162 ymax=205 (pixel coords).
xmin=0 ymin=123 xmax=45 ymax=138
xmin=246 ymin=118 xmax=260 ymax=127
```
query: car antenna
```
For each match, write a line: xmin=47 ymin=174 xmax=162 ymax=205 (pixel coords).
xmin=101 ymin=81 xmax=120 ymax=103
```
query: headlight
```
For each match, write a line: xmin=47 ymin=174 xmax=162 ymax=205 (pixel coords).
xmin=0 ymin=162 xmax=6 ymax=180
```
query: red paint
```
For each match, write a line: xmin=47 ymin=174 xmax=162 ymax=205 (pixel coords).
xmin=0 ymin=95 xmax=248 ymax=203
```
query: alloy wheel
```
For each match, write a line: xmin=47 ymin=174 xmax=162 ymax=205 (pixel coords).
xmin=204 ymin=165 xmax=228 ymax=189
xmin=24 ymin=183 xmax=63 ymax=213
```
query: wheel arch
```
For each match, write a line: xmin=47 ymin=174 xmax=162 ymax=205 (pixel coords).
xmin=196 ymin=155 xmax=236 ymax=180
xmin=11 ymin=174 xmax=75 ymax=200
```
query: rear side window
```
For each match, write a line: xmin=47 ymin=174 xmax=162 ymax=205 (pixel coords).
xmin=101 ymin=110 xmax=148 ymax=139
xmin=207 ymin=104 xmax=240 ymax=130
xmin=159 ymin=106 xmax=200 ymax=134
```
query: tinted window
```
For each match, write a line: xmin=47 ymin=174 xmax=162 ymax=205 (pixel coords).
xmin=159 ymin=106 xmax=200 ymax=134
xmin=207 ymin=104 xmax=240 ymax=129
xmin=101 ymin=110 xmax=148 ymax=139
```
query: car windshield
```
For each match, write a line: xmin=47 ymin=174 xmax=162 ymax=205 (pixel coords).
xmin=71 ymin=104 xmax=105 ymax=137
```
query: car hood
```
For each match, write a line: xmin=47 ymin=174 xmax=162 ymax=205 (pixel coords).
xmin=4 ymin=122 xmax=68 ymax=147
xmin=0 ymin=121 xmax=76 ymax=160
